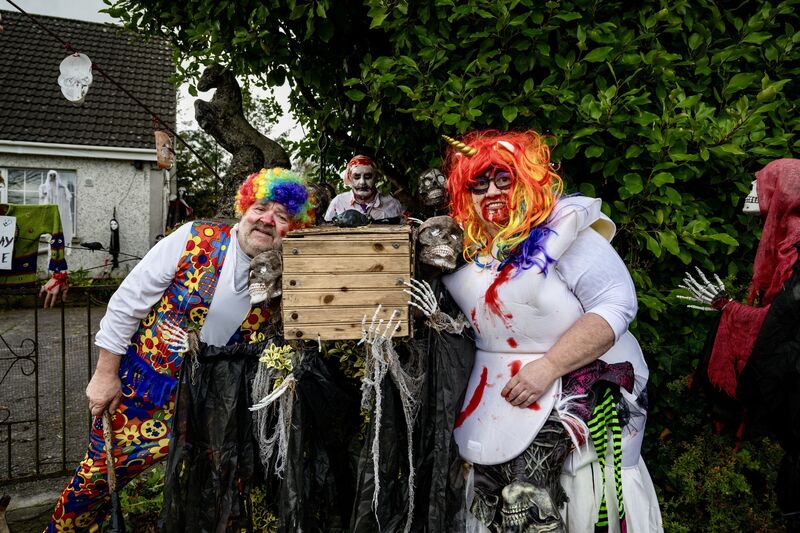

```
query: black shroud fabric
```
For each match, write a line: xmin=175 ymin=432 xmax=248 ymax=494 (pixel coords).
xmin=738 ymin=243 xmax=800 ymax=521
xmin=159 ymin=340 xmax=272 ymax=533
xmin=280 ymin=350 xmax=363 ymax=532
xmin=350 ymin=276 xmax=474 ymax=532
xmin=413 ymin=277 xmax=475 ymax=532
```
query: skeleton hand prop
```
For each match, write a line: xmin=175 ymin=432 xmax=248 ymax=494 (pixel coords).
xmin=157 ymin=319 xmax=189 ymax=353
xmin=359 ymin=304 xmax=403 ymax=347
xmin=404 ymin=279 xmax=469 ymax=334
xmin=677 ymin=266 xmax=729 ymax=311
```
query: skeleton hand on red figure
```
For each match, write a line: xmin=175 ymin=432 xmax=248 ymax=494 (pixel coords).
xmin=404 ymin=278 xmax=470 ymax=334
xmin=40 ymin=272 xmax=68 ymax=309
xmin=677 ymin=266 xmax=729 ymax=311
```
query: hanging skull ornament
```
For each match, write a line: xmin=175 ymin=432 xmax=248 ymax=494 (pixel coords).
xmin=249 ymin=249 xmax=283 ymax=305
xmin=154 ymin=130 xmax=175 ymax=169
xmin=418 ymin=168 xmax=448 ymax=208
xmin=58 ymin=53 xmax=93 ymax=104
xmin=416 ymin=216 xmax=463 ymax=272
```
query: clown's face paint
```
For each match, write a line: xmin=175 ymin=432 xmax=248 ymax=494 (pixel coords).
xmin=349 ymin=164 xmax=377 ymax=203
xmin=238 ymin=201 xmax=290 ymax=257
xmin=471 ymin=168 xmax=513 ymax=233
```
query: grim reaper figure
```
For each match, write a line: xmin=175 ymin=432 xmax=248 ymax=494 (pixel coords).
xmin=159 ymin=249 xmax=284 ymax=532
xmin=681 ymin=159 xmax=800 ymax=532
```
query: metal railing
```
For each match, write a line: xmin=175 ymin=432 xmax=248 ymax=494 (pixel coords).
xmin=0 ymin=285 xmax=116 ymax=483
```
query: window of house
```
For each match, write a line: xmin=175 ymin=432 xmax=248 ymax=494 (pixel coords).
xmin=4 ymin=168 xmax=77 ymax=239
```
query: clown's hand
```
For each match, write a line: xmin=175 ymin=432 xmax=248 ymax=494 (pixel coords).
xmin=677 ymin=266 xmax=729 ymax=311
xmin=404 ymin=279 xmax=470 ymax=334
xmin=40 ymin=272 xmax=68 ymax=309
xmin=359 ymin=305 xmax=403 ymax=346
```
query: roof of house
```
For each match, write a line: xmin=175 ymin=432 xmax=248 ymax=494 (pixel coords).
xmin=0 ymin=10 xmax=176 ymax=150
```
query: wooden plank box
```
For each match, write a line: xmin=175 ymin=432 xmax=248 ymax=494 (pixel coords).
xmin=282 ymin=224 xmax=413 ymax=341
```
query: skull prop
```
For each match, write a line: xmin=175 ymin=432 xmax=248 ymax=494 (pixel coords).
xmin=58 ymin=53 xmax=93 ymax=104
xmin=500 ymin=482 xmax=565 ymax=533
xmin=743 ymin=179 xmax=760 ymax=215
xmin=416 ymin=216 xmax=463 ymax=272
xmin=499 ymin=414 xmax=570 ymax=533
xmin=308 ymin=180 xmax=336 ymax=221
xmin=418 ymin=168 xmax=448 ymax=208
xmin=249 ymin=249 xmax=283 ymax=305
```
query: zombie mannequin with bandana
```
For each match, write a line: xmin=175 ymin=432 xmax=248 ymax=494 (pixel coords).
xmin=46 ymin=168 xmax=313 ymax=533
xmin=323 ymin=154 xmax=404 ymax=222
xmin=682 ymin=159 xmax=800 ymax=532
xmin=440 ymin=131 xmax=662 ymax=532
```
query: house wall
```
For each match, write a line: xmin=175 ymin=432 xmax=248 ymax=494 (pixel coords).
xmin=0 ymin=152 xmax=166 ymax=277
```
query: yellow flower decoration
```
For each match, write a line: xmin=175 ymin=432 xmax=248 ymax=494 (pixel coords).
xmin=55 ymin=517 xmax=77 ymax=533
xmin=185 ymin=269 xmax=205 ymax=291
xmin=242 ymin=307 xmax=267 ymax=331
xmin=148 ymin=437 xmax=172 ymax=461
xmin=140 ymin=329 xmax=160 ymax=356
xmin=117 ymin=424 xmax=142 ymax=447
xmin=157 ymin=297 xmax=173 ymax=314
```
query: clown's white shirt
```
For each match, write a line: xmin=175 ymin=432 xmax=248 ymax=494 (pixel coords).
xmin=442 ymin=196 xmax=649 ymax=466
xmin=96 ymin=222 xmax=253 ymax=355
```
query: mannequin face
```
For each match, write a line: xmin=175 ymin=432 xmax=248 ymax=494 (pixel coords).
xmin=349 ymin=164 xmax=377 ymax=203
xmin=110 ymin=219 xmax=119 ymax=231
xmin=48 ymin=170 xmax=57 ymax=182
xmin=743 ymin=179 xmax=760 ymax=215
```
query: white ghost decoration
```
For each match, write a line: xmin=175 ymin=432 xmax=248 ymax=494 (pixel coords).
xmin=58 ymin=53 xmax=93 ymax=103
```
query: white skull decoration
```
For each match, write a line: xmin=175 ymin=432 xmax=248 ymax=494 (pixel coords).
xmin=249 ymin=249 xmax=283 ymax=305
xmin=58 ymin=53 xmax=93 ymax=104
xmin=743 ymin=179 xmax=760 ymax=215
xmin=416 ymin=216 xmax=463 ymax=272
xmin=418 ymin=168 xmax=448 ymax=208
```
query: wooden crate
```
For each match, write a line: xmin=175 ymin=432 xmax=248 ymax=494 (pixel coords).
xmin=282 ymin=225 xmax=413 ymax=341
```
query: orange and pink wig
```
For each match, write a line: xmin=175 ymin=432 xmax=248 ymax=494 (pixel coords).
xmin=445 ymin=130 xmax=563 ymax=264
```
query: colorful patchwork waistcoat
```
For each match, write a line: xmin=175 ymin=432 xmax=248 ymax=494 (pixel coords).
xmin=119 ymin=220 xmax=270 ymax=406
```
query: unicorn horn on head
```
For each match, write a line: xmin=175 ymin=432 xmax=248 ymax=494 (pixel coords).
xmin=442 ymin=135 xmax=479 ymax=157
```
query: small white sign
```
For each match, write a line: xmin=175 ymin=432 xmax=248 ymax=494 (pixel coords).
xmin=0 ymin=215 xmax=16 ymax=270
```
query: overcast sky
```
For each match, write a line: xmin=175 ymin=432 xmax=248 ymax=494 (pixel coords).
xmin=2 ymin=0 xmax=113 ymax=23
xmin=2 ymin=0 xmax=302 ymax=140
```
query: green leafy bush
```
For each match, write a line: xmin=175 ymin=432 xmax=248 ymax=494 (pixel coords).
xmin=104 ymin=0 xmax=800 ymax=528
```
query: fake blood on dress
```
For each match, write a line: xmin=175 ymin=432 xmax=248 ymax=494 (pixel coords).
xmin=485 ymin=263 xmax=514 ymax=325
xmin=455 ymin=366 xmax=489 ymax=428
xmin=470 ymin=308 xmax=481 ymax=334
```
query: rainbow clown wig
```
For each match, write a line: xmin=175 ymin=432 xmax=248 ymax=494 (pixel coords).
xmin=445 ymin=130 xmax=563 ymax=269
xmin=235 ymin=168 xmax=314 ymax=229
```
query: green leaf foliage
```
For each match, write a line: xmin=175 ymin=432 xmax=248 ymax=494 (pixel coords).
xmin=105 ymin=0 xmax=799 ymax=526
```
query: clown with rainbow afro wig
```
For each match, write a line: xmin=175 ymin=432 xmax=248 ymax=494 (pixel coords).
xmin=435 ymin=131 xmax=663 ymax=532
xmin=235 ymin=167 xmax=315 ymax=230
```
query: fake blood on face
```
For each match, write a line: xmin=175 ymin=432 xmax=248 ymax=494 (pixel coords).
xmin=485 ymin=263 xmax=514 ymax=325
xmin=480 ymin=194 xmax=511 ymax=226
xmin=455 ymin=366 xmax=489 ymax=428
